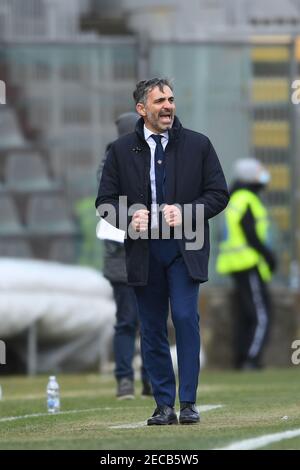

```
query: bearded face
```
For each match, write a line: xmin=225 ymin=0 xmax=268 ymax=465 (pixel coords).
xmin=137 ymin=85 xmax=175 ymax=133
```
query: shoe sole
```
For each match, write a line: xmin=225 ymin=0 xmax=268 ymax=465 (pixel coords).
xmin=147 ymin=418 xmax=178 ymax=426
xmin=179 ymin=418 xmax=200 ymax=425
xmin=117 ymin=394 xmax=135 ymax=400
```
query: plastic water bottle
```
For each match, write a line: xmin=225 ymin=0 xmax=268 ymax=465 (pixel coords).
xmin=47 ymin=376 xmax=60 ymax=413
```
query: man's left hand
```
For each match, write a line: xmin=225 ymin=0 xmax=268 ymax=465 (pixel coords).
xmin=162 ymin=205 xmax=182 ymax=227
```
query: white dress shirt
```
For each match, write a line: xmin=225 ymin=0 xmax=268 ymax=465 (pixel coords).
xmin=144 ymin=124 xmax=168 ymax=229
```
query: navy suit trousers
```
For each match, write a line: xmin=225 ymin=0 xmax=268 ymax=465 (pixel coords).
xmin=134 ymin=239 xmax=200 ymax=407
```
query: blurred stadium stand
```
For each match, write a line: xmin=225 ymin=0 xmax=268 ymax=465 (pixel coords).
xmin=250 ymin=40 xmax=294 ymax=279
xmin=27 ymin=195 xmax=76 ymax=236
xmin=0 ymin=105 xmax=79 ymax=264
xmin=0 ymin=194 xmax=24 ymax=237
xmin=2 ymin=36 xmax=300 ymax=280
xmin=0 ymin=239 xmax=33 ymax=258
xmin=4 ymin=152 xmax=57 ymax=193
xmin=0 ymin=0 xmax=300 ymax=373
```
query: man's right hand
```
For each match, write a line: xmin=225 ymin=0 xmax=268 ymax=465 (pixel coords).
xmin=131 ymin=209 xmax=149 ymax=232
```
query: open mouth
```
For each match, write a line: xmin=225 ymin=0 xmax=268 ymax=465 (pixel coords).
xmin=159 ymin=114 xmax=172 ymax=123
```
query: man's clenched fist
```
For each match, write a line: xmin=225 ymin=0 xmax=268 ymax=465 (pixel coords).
xmin=131 ymin=209 xmax=149 ymax=232
xmin=163 ymin=205 xmax=182 ymax=227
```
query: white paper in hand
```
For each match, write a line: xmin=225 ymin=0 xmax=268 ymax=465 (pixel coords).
xmin=97 ymin=218 xmax=125 ymax=243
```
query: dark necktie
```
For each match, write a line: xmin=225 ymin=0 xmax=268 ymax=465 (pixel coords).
xmin=151 ymin=134 xmax=165 ymax=205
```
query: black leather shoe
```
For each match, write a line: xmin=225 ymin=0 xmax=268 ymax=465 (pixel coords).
xmin=116 ymin=378 xmax=134 ymax=400
xmin=147 ymin=405 xmax=178 ymax=426
xmin=179 ymin=403 xmax=200 ymax=424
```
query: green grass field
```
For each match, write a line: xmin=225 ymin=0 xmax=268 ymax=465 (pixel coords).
xmin=0 ymin=368 xmax=300 ymax=450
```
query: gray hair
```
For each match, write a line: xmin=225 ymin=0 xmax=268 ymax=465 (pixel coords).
xmin=133 ymin=78 xmax=174 ymax=105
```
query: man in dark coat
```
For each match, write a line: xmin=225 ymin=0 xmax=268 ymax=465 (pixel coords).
xmin=96 ymin=78 xmax=229 ymax=425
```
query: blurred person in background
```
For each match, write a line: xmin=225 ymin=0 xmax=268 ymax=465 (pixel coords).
xmin=216 ymin=158 xmax=277 ymax=370
xmin=98 ymin=112 xmax=152 ymax=400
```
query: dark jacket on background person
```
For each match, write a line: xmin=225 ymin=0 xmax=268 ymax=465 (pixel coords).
xmin=99 ymin=143 xmax=127 ymax=284
xmin=96 ymin=116 xmax=229 ymax=286
xmin=103 ymin=240 xmax=127 ymax=283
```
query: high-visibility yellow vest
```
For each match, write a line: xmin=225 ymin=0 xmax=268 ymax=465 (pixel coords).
xmin=216 ymin=189 xmax=272 ymax=281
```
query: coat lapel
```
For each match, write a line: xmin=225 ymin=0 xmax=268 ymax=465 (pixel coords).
xmin=130 ymin=142 xmax=151 ymax=203
xmin=165 ymin=141 xmax=177 ymax=204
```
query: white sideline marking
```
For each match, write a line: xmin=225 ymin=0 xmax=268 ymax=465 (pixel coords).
xmin=110 ymin=421 xmax=146 ymax=429
xmin=0 ymin=407 xmax=112 ymax=423
xmin=0 ymin=404 xmax=223 ymax=428
xmin=0 ymin=406 xmax=149 ymax=423
xmin=216 ymin=428 xmax=300 ymax=450
xmin=109 ymin=404 xmax=223 ymax=429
